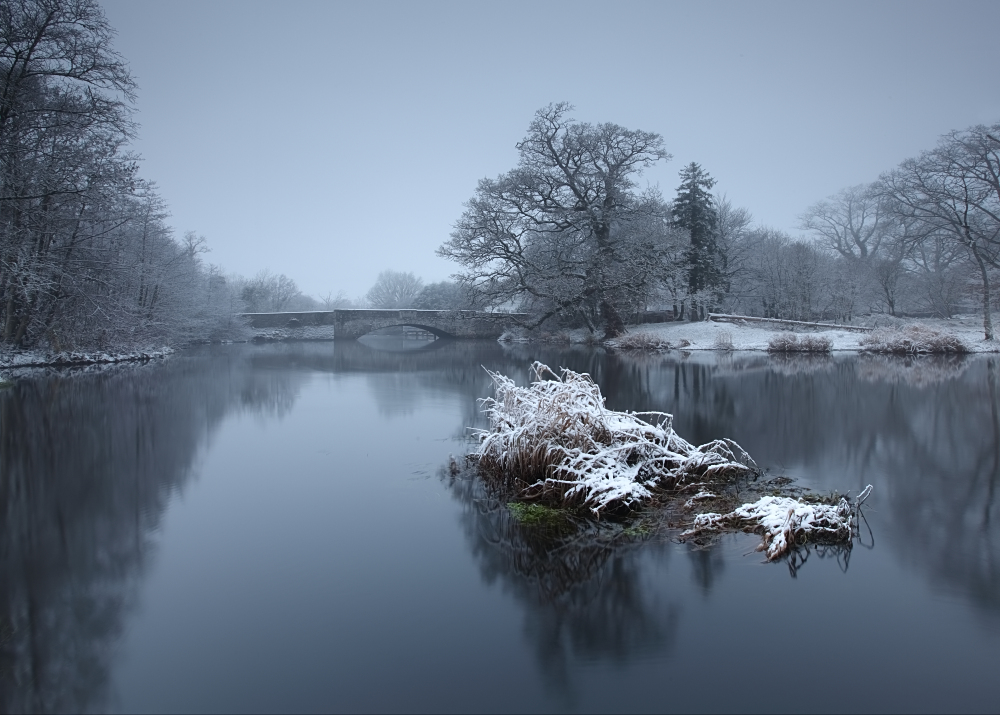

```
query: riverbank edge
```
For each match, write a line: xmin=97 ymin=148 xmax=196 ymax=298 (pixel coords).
xmin=513 ymin=317 xmax=1000 ymax=354
xmin=0 ymin=347 xmax=174 ymax=373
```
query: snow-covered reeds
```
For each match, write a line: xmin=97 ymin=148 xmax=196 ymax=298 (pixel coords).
xmin=767 ymin=333 xmax=832 ymax=353
xmin=682 ymin=486 xmax=872 ymax=560
xmin=859 ymin=325 xmax=969 ymax=354
xmin=475 ymin=362 xmax=757 ymax=515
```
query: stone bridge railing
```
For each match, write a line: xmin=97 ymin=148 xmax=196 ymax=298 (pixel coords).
xmin=242 ymin=309 xmax=526 ymax=340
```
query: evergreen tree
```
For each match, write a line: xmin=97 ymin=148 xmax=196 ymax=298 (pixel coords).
xmin=672 ymin=163 xmax=721 ymax=318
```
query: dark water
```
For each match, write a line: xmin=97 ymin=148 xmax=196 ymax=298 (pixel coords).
xmin=2 ymin=340 xmax=998 ymax=713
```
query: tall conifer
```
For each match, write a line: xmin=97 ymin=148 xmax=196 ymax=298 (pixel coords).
xmin=672 ymin=163 xmax=721 ymax=317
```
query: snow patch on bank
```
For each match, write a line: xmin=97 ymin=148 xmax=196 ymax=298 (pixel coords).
xmin=615 ymin=315 xmax=999 ymax=352
xmin=0 ymin=347 xmax=173 ymax=371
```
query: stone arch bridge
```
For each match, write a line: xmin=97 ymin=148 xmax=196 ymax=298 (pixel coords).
xmin=243 ymin=309 xmax=526 ymax=339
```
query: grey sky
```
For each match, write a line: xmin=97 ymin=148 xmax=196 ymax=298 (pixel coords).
xmin=101 ymin=0 xmax=1000 ymax=300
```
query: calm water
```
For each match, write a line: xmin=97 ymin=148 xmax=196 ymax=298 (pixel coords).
xmin=2 ymin=339 xmax=999 ymax=713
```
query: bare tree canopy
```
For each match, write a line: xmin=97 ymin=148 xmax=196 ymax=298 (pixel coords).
xmin=439 ymin=103 xmax=670 ymax=337
xmin=879 ymin=123 xmax=1000 ymax=338
xmin=799 ymin=184 xmax=889 ymax=261
xmin=365 ymin=269 xmax=423 ymax=309
xmin=0 ymin=0 xmax=255 ymax=349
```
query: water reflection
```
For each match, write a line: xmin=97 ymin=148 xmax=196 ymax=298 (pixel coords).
xmin=0 ymin=343 xmax=998 ymax=712
xmin=0 ymin=350 xmax=306 ymax=713
xmin=441 ymin=463 xmax=679 ymax=702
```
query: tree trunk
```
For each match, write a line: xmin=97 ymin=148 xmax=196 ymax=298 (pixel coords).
xmin=971 ymin=244 xmax=994 ymax=340
xmin=600 ymin=300 xmax=626 ymax=339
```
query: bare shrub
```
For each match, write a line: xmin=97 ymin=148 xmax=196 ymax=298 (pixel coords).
xmin=798 ymin=335 xmax=832 ymax=352
xmin=767 ymin=332 xmax=799 ymax=352
xmin=608 ymin=332 xmax=671 ymax=351
xmin=859 ymin=325 xmax=969 ymax=354
xmin=713 ymin=330 xmax=734 ymax=351
xmin=767 ymin=332 xmax=832 ymax=353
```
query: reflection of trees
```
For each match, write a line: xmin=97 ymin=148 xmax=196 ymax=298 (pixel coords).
xmin=879 ymin=358 xmax=1000 ymax=615
xmin=582 ymin=351 xmax=998 ymax=618
xmin=442 ymin=465 xmax=678 ymax=701
xmin=856 ymin=353 xmax=971 ymax=386
xmin=0 ymin=349 xmax=307 ymax=713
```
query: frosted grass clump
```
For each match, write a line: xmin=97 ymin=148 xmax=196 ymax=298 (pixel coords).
xmin=767 ymin=333 xmax=832 ymax=353
xmin=475 ymin=362 xmax=757 ymax=515
xmin=859 ymin=325 xmax=968 ymax=354
xmin=683 ymin=485 xmax=872 ymax=560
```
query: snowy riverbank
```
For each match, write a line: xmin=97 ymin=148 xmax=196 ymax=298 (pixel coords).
xmin=0 ymin=347 xmax=174 ymax=373
xmin=611 ymin=315 xmax=1000 ymax=353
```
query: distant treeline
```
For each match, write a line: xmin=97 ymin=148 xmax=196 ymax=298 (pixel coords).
xmin=0 ymin=1 xmax=237 ymax=350
xmin=440 ymin=103 xmax=1000 ymax=339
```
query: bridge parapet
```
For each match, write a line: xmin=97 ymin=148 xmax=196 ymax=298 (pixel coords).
xmin=242 ymin=309 xmax=525 ymax=340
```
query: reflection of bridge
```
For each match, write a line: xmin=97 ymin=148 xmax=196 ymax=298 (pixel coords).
xmin=243 ymin=309 xmax=526 ymax=339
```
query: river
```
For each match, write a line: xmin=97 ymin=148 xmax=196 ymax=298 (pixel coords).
xmin=1 ymin=339 xmax=998 ymax=713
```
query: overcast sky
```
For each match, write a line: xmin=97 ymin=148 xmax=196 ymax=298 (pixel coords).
xmin=101 ymin=0 xmax=1000 ymax=300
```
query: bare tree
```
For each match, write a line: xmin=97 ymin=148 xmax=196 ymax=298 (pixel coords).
xmin=438 ymin=103 xmax=670 ymax=337
xmin=800 ymin=184 xmax=889 ymax=261
xmin=365 ymin=270 xmax=423 ymax=309
xmin=880 ymin=124 xmax=1000 ymax=339
xmin=713 ymin=195 xmax=756 ymax=313
xmin=319 ymin=290 xmax=354 ymax=310
xmin=238 ymin=270 xmax=304 ymax=313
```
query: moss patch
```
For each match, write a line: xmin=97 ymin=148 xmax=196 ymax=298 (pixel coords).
xmin=507 ymin=502 xmax=572 ymax=529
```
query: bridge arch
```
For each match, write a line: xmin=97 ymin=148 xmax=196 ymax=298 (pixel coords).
xmin=361 ymin=323 xmax=453 ymax=339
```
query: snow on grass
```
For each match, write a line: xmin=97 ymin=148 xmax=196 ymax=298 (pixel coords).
xmin=0 ymin=347 xmax=173 ymax=369
xmin=475 ymin=361 xmax=757 ymax=515
xmin=682 ymin=485 xmax=873 ymax=561
xmin=606 ymin=331 xmax=673 ymax=351
xmin=616 ymin=315 xmax=998 ymax=352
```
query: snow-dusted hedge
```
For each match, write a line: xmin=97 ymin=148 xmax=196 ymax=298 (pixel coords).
xmin=767 ymin=332 xmax=832 ymax=353
xmin=475 ymin=362 xmax=757 ymax=515
xmin=859 ymin=325 xmax=969 ymax=354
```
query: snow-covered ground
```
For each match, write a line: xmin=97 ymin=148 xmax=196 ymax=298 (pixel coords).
xmin=617 ymin=315 xmax=1000 ymax=353
xmin=0 ymin=347 xmax=173 ymax=372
